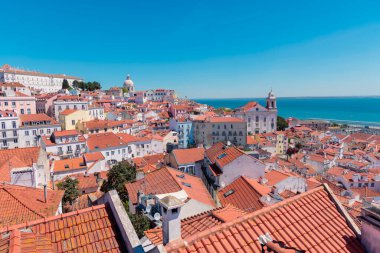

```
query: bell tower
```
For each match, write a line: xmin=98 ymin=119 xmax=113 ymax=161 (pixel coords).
xmin=266 ymin=89 xmax=277 ymax=110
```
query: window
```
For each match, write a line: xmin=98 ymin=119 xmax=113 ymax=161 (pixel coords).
xmin=25 ymin=131 xmax=29 ymax=136
xmin=1 ymin=122 xmax=5 ymax=129
xmin=4 ymin=102 xmax=8 ymax=106
xmin=106 ymin=152 xmax=110 ymax=156
xmin=47 ymin=129 xmax=51 ymax=134
xmin=72 ymin=120 xmax=75 ymax=126
xmin=40 ymin=129 xmax=44 ymax=134
xmin=27 ymin=108 xmax=31 ymax=114
xmin=111 ymin=151 xmax=115 ymax=155
xmin=12 ymin=101 xmax=16 ymax=107
xmin=20 ymin=109 xmax=24 ymax=114
xmin=2 ymin=132 xmax=6 ymax=138
xmin=33 ymin=130 xmax=37 ymax=135
xmin=2 ymin=140 xmax=7 ymax=146
xmin=13 ymin=130 xmax=17 ymax=137
xmin=12 ymin=121 xmax=16 ymax=128
xmin=14 ymin=138 xmax=18 ymax=143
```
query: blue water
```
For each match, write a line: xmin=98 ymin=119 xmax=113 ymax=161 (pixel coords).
xmin=194 ymin=97 xmax=380 ymax=125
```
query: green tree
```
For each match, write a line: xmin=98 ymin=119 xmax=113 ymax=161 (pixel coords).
xmin=101 ymin=161 xmax=136 ymax=201
xmin=62 ymin=79 xmax=70 ymax=90
xmin=57 ymin=177 xmax=80 ymax=205
xmin=277 ymin=116 xmax=289 ymax=131
xmin=128 ymin=212 xmax=151 ymax=238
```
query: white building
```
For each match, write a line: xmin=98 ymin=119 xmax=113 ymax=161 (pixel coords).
xmin=234 ymin=90 xmax=277 ymax=134
xmin=18 ymin=114 xmax=61 ymax=148
xmin=134 ymin=89 xmax=176 ymax=104
xmin=169 ymin=118 xmax=193 ymax=149
xmin=0 ymin=64 xmax=82 ymax=93
xmin=53 ymin=95 xmax=89 ymax=119
xmin=0 ymin=110 xmax=19 ymax=149
xmin=41 ymin=130 xmax=86 ymax=159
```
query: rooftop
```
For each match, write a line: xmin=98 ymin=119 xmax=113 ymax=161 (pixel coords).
xmin=166 ymin=185 xmax=364 ymax=252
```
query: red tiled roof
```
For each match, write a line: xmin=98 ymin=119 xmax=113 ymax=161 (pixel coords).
xmin=0 ymin=147 xmax=41 ymax=182
xmin=208 ymin=117 xmax=244 ymax=123
xmin=52 ymin=130 xmax=79 ymax=137
xmin=125 ymin=167 xmax=215 ymax=207
xmin=145 ymin=205 xmax=245 ymax=246
xmin=59 ymin=109 xmax=78 ymax=115
xmin=53 ymin=157 xmax=87 ymax=173
xmin=132 ymin=153 xmax=164 ymax=168
xmin=84 ymin=152 xmax=105 ymax=162
xmin=205 ymin=142 xmax=245 ymax=168
xmin=0 ymin=205 xmax=126 ymax=252
xmin=20 ymin=113 xmax=58 ymax=125
xmin=86 ymin=132 xmax=128 ymax=151
xmin=218 ymin=176 xmax=270 ymax=213
xmin=265 ymin=170 xmax=293 ymax=186
xmin=0 ymin=184 xmax=63 ymax=228
xmin=166 ymin=185 xmax=364 ymax=253
xmin=172 ymin=148 xmax=205 ymax=165
xmin=239 ymin=101 xmax=259 ymax=112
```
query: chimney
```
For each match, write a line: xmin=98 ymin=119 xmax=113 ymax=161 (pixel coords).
xmin=44 ymin=184 xmax=48 ymax=203
xmin=361 ymin=204 xmax=380 ymax=252
xmin=159 ymin=195 xmax=185 ymax=245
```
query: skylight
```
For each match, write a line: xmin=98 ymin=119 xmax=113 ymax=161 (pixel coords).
xmin=223 ymin=189 xmax=234 ymax=198
xmin=182 ymin=182 xmax=192 ymax=188
xmin=217 ymin=153 xmax=227 ymax=159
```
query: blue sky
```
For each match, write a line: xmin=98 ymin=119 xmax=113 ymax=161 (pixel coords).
xmin=2 ymin=0 xmax=380 ymax=98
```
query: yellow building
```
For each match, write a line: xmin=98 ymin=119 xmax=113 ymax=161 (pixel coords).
xmin=59 ymin=109 xmax=91 ymax=130
xmin=275 ymin=131 xmax=288 ymax=155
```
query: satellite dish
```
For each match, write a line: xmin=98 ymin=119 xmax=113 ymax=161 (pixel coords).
xmin=154 ymin=213 xmax=161 ymax=221
xmin=145 ymin=205 xmax=152 ymax=213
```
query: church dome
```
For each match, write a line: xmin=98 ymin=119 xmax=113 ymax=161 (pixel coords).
xmin=124 ymin=74 xmax=134 ymax=87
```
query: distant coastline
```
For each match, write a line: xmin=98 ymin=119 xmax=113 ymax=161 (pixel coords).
xmin=193 ymin=96 xmax=380 ymax=125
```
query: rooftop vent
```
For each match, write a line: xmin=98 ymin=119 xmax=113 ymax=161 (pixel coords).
xmin=223 ymin=189 xmax=234 ymax=198
xmin=64 ymin=164 xmax=69 ymax=169
xmin=176 ymin=174 xmax=185 ymax=179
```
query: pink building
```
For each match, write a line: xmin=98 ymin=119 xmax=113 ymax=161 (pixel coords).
xmin=0 ymin=82 xmax=36 ymax=115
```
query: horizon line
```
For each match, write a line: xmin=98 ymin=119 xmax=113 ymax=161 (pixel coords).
xmin=190 ymin=95 xmax=380 ymax=100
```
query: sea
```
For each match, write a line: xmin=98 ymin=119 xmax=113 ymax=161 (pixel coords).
xmin=193 ymin=97 xmax=380 ymax=126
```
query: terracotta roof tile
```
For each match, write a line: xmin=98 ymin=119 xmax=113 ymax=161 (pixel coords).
xmin=145 ymin=205 xmax=246 ymax=246
xmin=0 ymin=147 xmax=42 ymax=182
xmin=0 ymin=205 xmax=126 ymax=252
xmin=218 ymin=176 xmax=270 ymax=213
xmin=166 ymin=186 xmax=364 ymax=253
xmin=125 ymin=167 xmax=215 ymax=207
xmin=172 ymin=148 xmax=205 ymax=165
xmin=0 ymin=184 xmax=63 ymax=228
xmin=20 ymin=114 xmax=58 ymax=125
xmin=59 ymin=109 xmax=78 ymax=115
xmin=205 ymin=142 xmax=245 ymax=168
xmin=86 ymin=132 xmax=128 ymax=151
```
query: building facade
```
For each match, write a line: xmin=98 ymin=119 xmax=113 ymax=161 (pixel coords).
xmin=0 ymin=110 xmax=19 ymax=149
xmin=169 ymin=118 xmax=194 ymax=149
xmin=19 ymin=114 xmax=61 ymax=147
xmin=0 ymin=64 xmax=82 ymax=93
xmin=193 ymin=117 xmax=247 ymax=147
xmin=234 ymin=90 xmax=277 ymax=134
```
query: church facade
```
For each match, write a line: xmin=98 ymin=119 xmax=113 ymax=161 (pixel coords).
xmin=233 ymin=90 xmax=278 ymax=134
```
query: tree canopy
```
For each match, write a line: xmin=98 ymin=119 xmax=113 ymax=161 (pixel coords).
xmin=73 ymin=80 xmax=101 ymax=91
xmin=100 ymin=161 xmax=136 ymax=201
xmin=277 ymin=116 xmax=289 ymax=131
xmin=57 ymin=177 xmax=80 ymax=205
xmin=62 ymin=79 xmax=70 ymax=90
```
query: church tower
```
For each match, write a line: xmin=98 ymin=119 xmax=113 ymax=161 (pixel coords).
xmin=123 ymin=74 xmax=134 ymax=93
xmin=266 ymin=89 xmax=277 ymax=110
